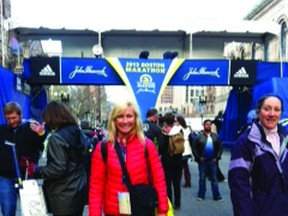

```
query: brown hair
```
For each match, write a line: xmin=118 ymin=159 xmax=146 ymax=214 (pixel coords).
xmin=3 ymin=102 xmax=22 ymax=116
xmin=42 ymin=101 xmax=77 ymax=131
xmin=164 ymin=112 xmax=175 ymax=126
xmin=176 ymin=115 xmax=187 ymax=129
xmin=146 ymin=108 xmax=158 ymax=118
xmin=255 ymin=94 xmax=283 ymax=115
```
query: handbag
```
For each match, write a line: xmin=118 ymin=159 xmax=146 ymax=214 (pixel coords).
xmin=19 ymin=180 xmax=48 ymax=216
xmin=115 ymin=141 xmax=158 ymax=216
xmin=133 ymin=183 xmax=158 ymax=209
xmin=8 ymin=142 xmax=48 ymax=216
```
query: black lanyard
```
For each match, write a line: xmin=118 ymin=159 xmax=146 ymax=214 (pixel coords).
xmin=115 ymin=141 xmax=132 ymax=188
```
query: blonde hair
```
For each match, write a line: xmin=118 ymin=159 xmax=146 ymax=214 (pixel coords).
xmin=107 ymin=101 xmax=145 ymax=145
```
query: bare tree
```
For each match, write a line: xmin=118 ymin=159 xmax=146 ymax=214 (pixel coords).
xmin=49 ymin=85 xmax=108 ymax=127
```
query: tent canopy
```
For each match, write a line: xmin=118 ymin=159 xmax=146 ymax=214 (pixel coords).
xmin=12 ymin=19 xmax=280 ymax=37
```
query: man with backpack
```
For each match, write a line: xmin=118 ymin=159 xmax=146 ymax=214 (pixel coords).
xmin=192 ymin=119 xmax=223 ymax=202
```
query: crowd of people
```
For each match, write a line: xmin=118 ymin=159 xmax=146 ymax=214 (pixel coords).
xmin=0 ymin=93 xmax=287 ymax=215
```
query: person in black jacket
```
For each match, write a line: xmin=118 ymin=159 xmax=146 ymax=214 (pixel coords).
xmin=0 ymin=102 xmax=46 ymax=216
xmin=143 ymin=108 xmax=163 ymax=150
xmin=192 ymin=119 xmax=223 ymax=201
xmin=22 ymin=101 xmax=88 ymax=216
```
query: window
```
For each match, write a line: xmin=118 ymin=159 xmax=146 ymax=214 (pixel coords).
xmin=190 ymin=89 xmax=194 ymax=97
xmin=201 ymin=89 xmax=205 ymax=96
xmin=239 ymin=46 xmax=245 ymax=59
xmin=185 ymin=87 xmax=188 ymax=103
xmin=280 ymin=20 xmax=287 ymax=59
xmin=211 ymin=105 xmax=215 ymax=113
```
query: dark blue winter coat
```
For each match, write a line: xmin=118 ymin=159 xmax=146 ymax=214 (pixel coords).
xmin=228 ymin=121 xmax=288 ymax=216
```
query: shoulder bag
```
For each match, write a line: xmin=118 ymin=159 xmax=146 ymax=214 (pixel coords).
xmin=115 ymin=141 xmax=158 ymax=216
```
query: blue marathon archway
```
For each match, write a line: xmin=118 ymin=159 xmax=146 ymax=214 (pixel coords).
xmin=23 ymin=57 xmax=261 ymax=118
xmin=17 ymin=57 xmax=288 ymax=147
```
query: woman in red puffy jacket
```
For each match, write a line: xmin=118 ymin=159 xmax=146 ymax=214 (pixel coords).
xmin=89 ymin=101 xmax=168 ymax=216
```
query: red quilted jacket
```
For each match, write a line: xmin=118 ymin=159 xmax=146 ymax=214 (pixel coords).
xmin=89 ymin=135 xmax=168 ymax=216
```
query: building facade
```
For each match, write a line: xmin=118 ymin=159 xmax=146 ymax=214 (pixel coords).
xmin=0 ymin=0 xmax=11 ymax=67
xmin=225 ymin=0 xmax=288 ymax=62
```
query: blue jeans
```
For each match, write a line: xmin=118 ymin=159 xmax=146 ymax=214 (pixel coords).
xmin=197 ymin=160 xmax=221 ymax=199
xmin=0 ymin=177 xmax=17 ymax=216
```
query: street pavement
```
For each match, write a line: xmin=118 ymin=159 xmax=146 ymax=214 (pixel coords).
xmin=16 ymin=149 xmax=233 ymax=216
xmin=172 ymin=149 xmax=233 ymax=216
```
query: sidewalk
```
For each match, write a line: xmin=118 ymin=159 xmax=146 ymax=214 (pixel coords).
xmin=17 ymin=149 xmax=233 ymax=216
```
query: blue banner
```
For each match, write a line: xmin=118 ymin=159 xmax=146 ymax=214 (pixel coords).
xmin=0 ymin=67 xmax=33 ymax=124
xmin=256 ymin=62 xmax=280 ymax=83
xmin=107 ymin=58 xmax=184 ymax=120
xmin=23 ymin=57 xmax=288 ymax=123
xmin=61 ymin=58 xmax=124 ymax=85
xmin=169 ymin=60 xmax=229 ymax=85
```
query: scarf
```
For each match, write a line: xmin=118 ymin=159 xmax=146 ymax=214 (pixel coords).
xmin=263 ymin=126 xmax=280 ymax=156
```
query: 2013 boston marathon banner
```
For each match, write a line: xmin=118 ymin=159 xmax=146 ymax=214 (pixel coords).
xmin=106 ymin=58 xmax=184 ymax=119
xmin=24 ymin=57 xmax=258 ymax=120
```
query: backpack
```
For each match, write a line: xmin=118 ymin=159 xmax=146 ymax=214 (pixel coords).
xmin=56 ymin=129 xmax=94 ymax=173
xmin=80 ymin=131 xmax=95 ymax=177
xmin=77 ymin=131 xmax=94 ymax=204
xmin=168 ymin=131 xmax=185 ymax=156
xmin=101 ymin=139 xmax=108 ymax=163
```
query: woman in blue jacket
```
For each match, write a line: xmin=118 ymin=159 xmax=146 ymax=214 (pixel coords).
xmin=228 ymin=94 xmax=288 ymax=216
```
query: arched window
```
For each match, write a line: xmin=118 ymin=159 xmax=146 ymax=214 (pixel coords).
xmin=239 ymin=46 xmax=245 ymax=59
xmin=279 ymin=19 xmax=287 ymax=59
xmin=211 ymin=105 xmax=215 ymax=114
xmin=229 ymin=51 xmax=236 ymax=60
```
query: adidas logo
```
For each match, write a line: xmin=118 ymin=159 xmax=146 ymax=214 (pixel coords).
xmin=234 ymin=67 xmax=249 ymax=78
xmin=39 ymin=65 xmax=56 ymax=76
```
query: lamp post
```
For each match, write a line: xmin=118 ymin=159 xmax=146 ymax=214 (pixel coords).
xmin=97 ymin=86 xmax=101 ymax=124
xmin=92 ymin=40 xmax=103 ymax=123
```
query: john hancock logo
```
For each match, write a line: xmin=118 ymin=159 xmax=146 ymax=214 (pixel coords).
xmin=137 ymin=74 xmax=155 ymax=94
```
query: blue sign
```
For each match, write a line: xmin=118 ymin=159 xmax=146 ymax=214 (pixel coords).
xmin=169 ymin=60 xmax=229 ymax=85
xmin=61 ymin=58 xmax=123 ymax=84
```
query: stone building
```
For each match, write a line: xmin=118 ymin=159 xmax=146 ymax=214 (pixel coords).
xmin=225 ymin=0 xmax=287 ymax=62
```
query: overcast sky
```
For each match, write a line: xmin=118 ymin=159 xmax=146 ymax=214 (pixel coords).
xmin=10 ymin=0 xmax=263 ymax=29
xmin=9 ymin=0 xmax=263 ymax=103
